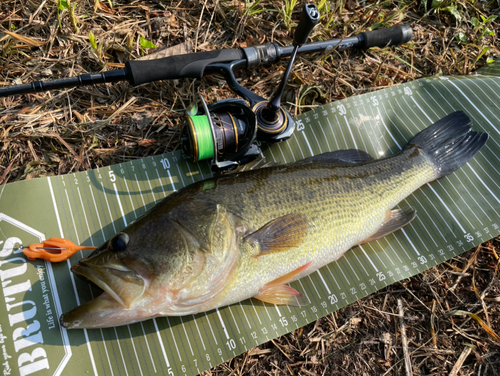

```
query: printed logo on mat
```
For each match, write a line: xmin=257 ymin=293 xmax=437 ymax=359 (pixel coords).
xmin=0 ymin=213 xmax=70 ymax=376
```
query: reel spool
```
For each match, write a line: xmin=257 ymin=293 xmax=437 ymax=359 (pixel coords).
xmin=182 ymin=95 xmax=260 ymax=171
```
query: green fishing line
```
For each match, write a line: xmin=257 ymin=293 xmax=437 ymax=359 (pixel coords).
xmin=190 ymin=115 xmax=214 ymax=161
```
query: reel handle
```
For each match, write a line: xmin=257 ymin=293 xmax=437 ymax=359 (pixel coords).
xmin=293 ymin=4 xmax=320 ymax=46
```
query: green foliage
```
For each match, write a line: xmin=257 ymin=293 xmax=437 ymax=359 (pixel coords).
xmin=57 ymin=0 xmax=79 ymax=33
xmin=244 ymin=0 xmax=265 ymax=16
xmin=88 ymin=31 xmax=97 ymax=51
xmin=470 ymin=15 xmax=498 ymax=40
xmin=58 ymin=0 xmax=69 ymax=10
xmin=430 ymin=0 xmax=462 ymax=23
xmin=140 ymin=36 xmax=157 ymax=50
xmin=282 ymin=0 xmax=299 ymax=30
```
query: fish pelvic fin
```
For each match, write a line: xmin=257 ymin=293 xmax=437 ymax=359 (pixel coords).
xmin=244 ymin=213 xmax=308 ymax=257
xmin=360 ymin=208 xmax=416 ymax=244
xmin=408 ymin=111 xmax=488 ymax=179
xmin=254 ymin=262 xmax=312 ymax=306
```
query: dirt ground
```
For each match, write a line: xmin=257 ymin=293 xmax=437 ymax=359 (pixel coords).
xmin=1 ymin=0 xmax=499 ymax=374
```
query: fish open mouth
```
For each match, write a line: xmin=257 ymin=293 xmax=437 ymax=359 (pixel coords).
xmin=71 ymin=263 xmax=130 ymax=307
xmin=60 ymin=259 xmax=154 ymax=329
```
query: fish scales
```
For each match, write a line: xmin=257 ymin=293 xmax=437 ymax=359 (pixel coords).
xmin=207 ymin=146 xmax=436 ymax=306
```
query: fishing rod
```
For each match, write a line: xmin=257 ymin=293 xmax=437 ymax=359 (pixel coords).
xmin=0 ymin=4 xmax=412 ymax=172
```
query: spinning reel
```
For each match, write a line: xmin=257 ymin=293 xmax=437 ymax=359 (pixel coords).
xmin=182 ymin=4 xmax=320 ymax=171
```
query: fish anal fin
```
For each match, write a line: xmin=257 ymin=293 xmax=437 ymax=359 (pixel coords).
xmin=359 ymin=208 xmax=416 ymax=244
xmin=254 ymin=285 xmax=307 ymax=306
xmin=244 ymin=213 xmax=308 ymax=256
xmin=253 ymin=262 xmax=312 ymax=306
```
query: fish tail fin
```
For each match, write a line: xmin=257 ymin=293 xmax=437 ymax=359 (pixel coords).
xmin=408 ymin=111 xmax=488 ymax=179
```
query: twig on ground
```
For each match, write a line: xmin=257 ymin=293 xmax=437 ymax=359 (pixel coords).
xmin=398 ymin=299 xmax=412 ymax=376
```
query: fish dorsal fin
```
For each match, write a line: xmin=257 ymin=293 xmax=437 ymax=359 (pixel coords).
xmin=220 ymin=158 xmax=281 ymax=175
xmin=360 ymin=208 xmax=416 ymax=244
xmin=254 ymin=262 xmax=312 ymax=305
xmin=244 ymin=213 xmax=308 ymax=256
xmin=293 ymin=149 xmax=374 ymax=167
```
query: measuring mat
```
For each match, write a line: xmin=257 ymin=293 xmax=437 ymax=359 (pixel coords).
xmin=0 ymin=62 xmax=499 ymax=376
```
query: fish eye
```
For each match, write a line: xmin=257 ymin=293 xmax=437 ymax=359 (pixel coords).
xmin=109 ymin=233 xmax=130 ymax=252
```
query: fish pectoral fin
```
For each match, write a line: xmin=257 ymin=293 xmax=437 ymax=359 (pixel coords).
xmin=244 ymin=213 xmax=308 ymax=256
xmin=253 ymin=262 xmax=312 ymax=306
xmin=360 ymin=208 xmax=416 ymax=244
xmin=293 ymin=149 xmax=374 ymax=167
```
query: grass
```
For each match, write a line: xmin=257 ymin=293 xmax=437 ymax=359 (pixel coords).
xmin=1 ymin=0 xmax=499 ymax=374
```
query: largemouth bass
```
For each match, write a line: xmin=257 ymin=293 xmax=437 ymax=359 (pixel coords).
xmin=61 ymin=111 xmax=488 ymax=329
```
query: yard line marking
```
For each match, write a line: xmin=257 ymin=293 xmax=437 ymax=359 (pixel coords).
xmin=343 ymin=116 xmax=358 ymax=149
xmin=309 ymin=122 xmax=324 ymax=153
xmin=64 ymin=189 xmax=80 ymax=244
xmin=165 ymin=318 xmax=182 ymax=361
xmin=274 ymin=305 xmax=282 ymax=318
xmin=350 ymin=250 xmax=370 ymax=276
xmin=153 ymin=319 xmax=171 ymax=367
xmin=216 ymin=309 xmax=230 ymax=340
xmin=192 ymin=315 xmax=207 ymax=351
xmin=184 ymin=161 xmax=196 ymax=183
xmin=333 ymin=260 xmax=351 ymax=286
xmin=292 ymin=133 xmax=305 ymax=160
xmin=442 ymin=176 xmax=485 ymax=224
xmin=126 ymin=326 xmax=144 ymax=376
xmin=179 ymin=316 xmax=194 ymax=356
xmin=400 ymin=229 xmax=420 ymax=256
xmin=277 ymin=143 xmax=288 ymax=163
xmin=316 ymin=269 xmax=331 ymax=295
xmin=113 ymin=328 xmax=129 ymax=376
xmin=204 ymin=313 xmax=218 ymax=345
xmin=101 ymin=182 xmax=117 ymax=233
xmin=227 ymin=306 xmax=241 ymax=335
xmin=324 ymin=264 xmax=341 ymax=290
xmin=267 ymin=145 xmax=278 ymax=162
xmin=112 ymin=183 xmax=127 ymax=227
xmin=301 ymin=132 xmax=314 ymax=156
xmin=326 ymin=118 xmax=341 ymax=150
xmin=99 ymin=328 xmax=114 ymax=376
xmin=248 ymin=299 xmax=262 ymax=325
xmin=358 ymin=246 xmax=378 ymax=272
xmin=447 ymin=80 xmax=500 ymax=135
xmin=176 ymin=165 xmax=186 ymax=186
xmin=425 ymin=183 xmax=465 ymax=234
xmin=342 ymin=256 xmax=360 ymax=281
xmin=144 ymin=171 xmax=157 ymax=203
xmin=196 ymin=162 xmax=205 ymax=180
xmin=297 ymin=279 xmax=312 ymax=304
xmin=167 ymin=169 xmax=177 ymax=191
xmin=140 ymin=322 xmax=157 ymax=373
xmin=122 ymin=178 xmax=138 ymax=218
xmin=467 ymin=165 xmax=500 ymax=205
xmin=376 ymin=107 xmax=401 ymax=149
xmin=238 ymin=302 xmax=252 ymax=329
xmin=76 ymin=187 xmax=93 ymax=246
xmin=155 ymin=169 xmax=167 ymax=197
xmin=335 ymin=114 xmax=349 ymax=148
xmin=406 ymin=222 xmax=431 ymax=254
xmin=406 ymin=193 xmax=447 ymax=242
xmin=307 ymin=275 xmax=322 ymax=299
xmin=134 ymin=174 xmax=147 ymax=209
xmin=409 ymin=96 xmax=433 ymax=123
xmin=318 ymin=121 xmax=332 ymax=150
